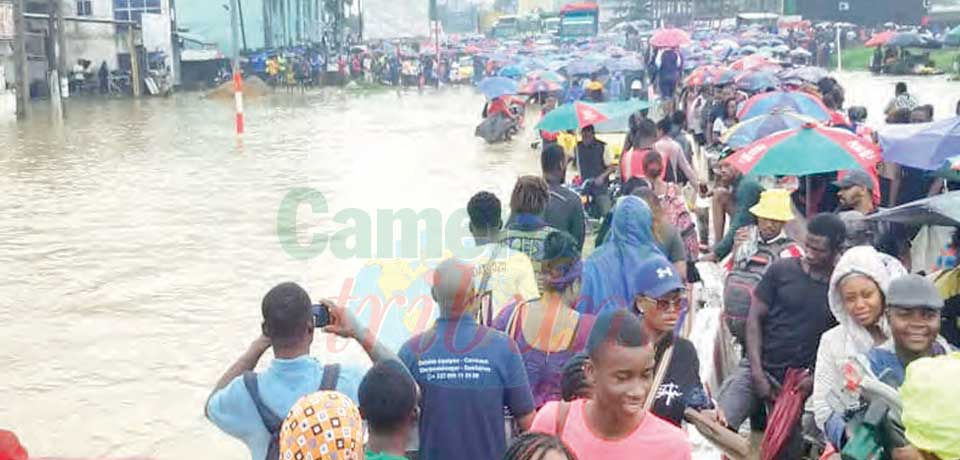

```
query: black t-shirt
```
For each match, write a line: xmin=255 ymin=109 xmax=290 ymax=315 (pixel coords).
xmin=544 ymin=182 xmax=586 ymax=250
xmin=576 ymin=140 xmax=607 ymax=181
xmin=651 ymin=337 xmax=712 ymax=427
xmin=754 ymin=258 xmax=837 ymax=380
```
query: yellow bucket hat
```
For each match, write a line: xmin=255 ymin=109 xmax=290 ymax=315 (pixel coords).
xmin=586 ymin=80 xmax=604 ymax=91
xmin=279 ymin=391 xmax=364 ymax=460
xmin=901 ymin=353 xmax=960 ymax=460
xmin=749 ymin=188 xmax=794 ymax=222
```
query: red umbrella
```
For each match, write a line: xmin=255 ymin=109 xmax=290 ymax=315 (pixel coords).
xmin=724 ymin=123 xmax=879 ymax=177
xmin=650 ymin=28 xmax=691 ymax=48
xmin=684 ymin=65 xmax=733 ymax=87
xmin=518 ymin=79 xmax=563 ymax=94
xmin=761 ymin=369 xmax=808 ymax=460
xmin=730 ymin=55 xmax=780 ymax=73
xmin=865 ymin=30 xmax=896 ymax=47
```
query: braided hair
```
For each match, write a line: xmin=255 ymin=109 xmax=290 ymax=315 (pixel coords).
xmin=510 ymin=175 xmax=550 ymax=215
xmin=503 ymin=432 xmax=579 ymax=460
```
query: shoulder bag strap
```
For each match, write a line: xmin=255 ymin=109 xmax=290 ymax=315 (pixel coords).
xmin=479 ymin=244 xmax=505 ymax=326
xmin=555 ymin=401 xmax=572 ymax=438
xmin=320 ymin=363 xmax=341 ymax=391
xmin=506 ymin=300 xmax=529 ymax=341
xmin=242 ymin=372 xmax=284 ymax=433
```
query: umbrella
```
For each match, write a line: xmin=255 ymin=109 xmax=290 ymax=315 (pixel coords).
xmin=478 ymin=77 xmax=518 ymax=100
xmin=789 ymin=48 xmax=813 ymax=58
xmin=737 ymin=45 xmax=758 ymax=56
xmin=738 ymin=91 xmax=831 ymax=121
xmin=724 ymin=123 xmax=879 ymax=177
xmin=866 ymin=191 xmax=960 ymax=227
xmin=730 ymin=54 xmax=779 ymax=72
xmin=761 ymin=369 xmax=808 ymax=460
xmin=735 ymin=70 xmax=780 ymax=92
xmin=684 ymin=65 xmax=735 ymax=87
xmin=887 ymin=32 xmax=942 ymax=49
xmin=605 ymin=56 xmax=645 ymax=72
xmin=865 ymin=31 xmax=897 ymax=47
xmin=527 ymin=70 xmax=566 ymax=83
xmin=778 ymin=66 xmax=827 ymax=83
xmin=880 ymin=117 xmax=960 ymax=171
xmin=498 ymin=65 xmax=525 ymax=78
xmin=946 ymin=26 xmax=960 ymax=47
xmin=721 ymin=111 xmax=820 ymax=148
xmin=536 ymin=101 xmax=610 ymax=132
xmin=650 ymin=28 xmax=691 ymax=48
xmin=518 ymin=79 xmax=564 ymax=94
xmin=565 ymin=59 xmax=603 ymax=76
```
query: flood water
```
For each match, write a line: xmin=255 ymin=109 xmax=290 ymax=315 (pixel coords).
xmin=1 ymin=72 xmax=956 ymax=459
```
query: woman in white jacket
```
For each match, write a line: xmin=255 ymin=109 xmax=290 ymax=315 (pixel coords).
xmin=811 ymin=245 xmax=907 ymax=448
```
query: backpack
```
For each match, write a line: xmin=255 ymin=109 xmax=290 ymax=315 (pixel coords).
xmin=242 ymin=363 xmax=341 ymax=460
xmin=723 ymin=239 xmax=796 ymax=345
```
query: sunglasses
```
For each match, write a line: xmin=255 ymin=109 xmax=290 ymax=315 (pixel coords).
xmin=638 ymin=293 xmax=685 ymax=312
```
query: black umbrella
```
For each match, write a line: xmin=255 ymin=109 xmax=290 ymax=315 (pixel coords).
xmin=867 ymin=191 xmax=960 ymax=227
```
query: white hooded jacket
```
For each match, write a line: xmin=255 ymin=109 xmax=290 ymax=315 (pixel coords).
xmin=812 ymin=246 xmax=907 ymax=430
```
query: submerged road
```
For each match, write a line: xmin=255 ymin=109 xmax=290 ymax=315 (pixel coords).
xmin=0 ymin=72 xmax=956 ymax=459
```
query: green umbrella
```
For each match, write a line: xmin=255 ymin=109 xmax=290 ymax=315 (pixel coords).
xmin=536 ymin=100 xmax=652 ymax=133
xmin=946 ymin=26 xmax=960 ymax=47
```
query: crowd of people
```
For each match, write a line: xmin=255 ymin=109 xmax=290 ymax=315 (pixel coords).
xmin=189 ymin=28 xmax=960 ymax=460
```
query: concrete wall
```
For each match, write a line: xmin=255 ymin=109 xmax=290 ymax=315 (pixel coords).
xmin=177 ymin=0 xmax=266 ymax=52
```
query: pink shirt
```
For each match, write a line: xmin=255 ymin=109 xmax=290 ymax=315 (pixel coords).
xmin=531 ymin=399 xmax=692 ymax=460
xmin=654 ymin=137 xmax=683 ymax=179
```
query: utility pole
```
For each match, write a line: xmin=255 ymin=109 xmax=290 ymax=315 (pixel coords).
xmin=13 ymin=0 xmax=29 ymax=119
xmin=127 ymin=27 xmax=141 ymax=97
xmin=46 ymin=0 xmax=63 ymax=117
xmin=263 ymin=0 xmax=273 ymax=48
xmin=237 ymin=0 xmax=248 ymax=51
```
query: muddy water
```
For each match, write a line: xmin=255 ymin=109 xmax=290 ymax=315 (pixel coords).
xmin=0 ymin=73 xmax=956 ymax=459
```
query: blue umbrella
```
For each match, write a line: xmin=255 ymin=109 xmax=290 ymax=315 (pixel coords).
xmin=738 ymin=91 xmax=831 ymax=121
xmin=498 ymin=65 xmax=525 ymax=78
xmin=722 ymin=111 xmax=820 ymax=148
xmin=478 ymin=77 xmax=518 ymax=100
xmin=880 ymin=118 xmax=960 ymax=171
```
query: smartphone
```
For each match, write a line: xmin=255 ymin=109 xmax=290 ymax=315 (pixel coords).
xmin=312 ymin=304 xmax=331 ymax=328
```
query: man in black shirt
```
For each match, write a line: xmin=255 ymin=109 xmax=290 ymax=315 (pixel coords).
xmin=576 ymin=125 xmax=617 ymax=218
xmin=542 ymin=145 xmax=586 ymax=250
xmin=718 ymin=214 xmax=846 ymax=438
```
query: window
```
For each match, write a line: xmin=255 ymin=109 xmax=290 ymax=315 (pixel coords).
xmin=77 ymin=0 xmax=92 ymax=16
xmin=114 ymin=0 xmax=162 ymax=22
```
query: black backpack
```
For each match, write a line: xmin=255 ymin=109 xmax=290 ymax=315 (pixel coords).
xmin=242 ymin=363 xmax=340 ymax=460
xmin=723 ymin=240 xmax=796 ymax=346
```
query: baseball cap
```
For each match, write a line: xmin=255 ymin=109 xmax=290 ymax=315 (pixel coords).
xmin=886 ymin=274 xmax=944 ymax=310
xmin=834 ymin=169 xmax=874 ymax=191
xmin=632 ymin=256 xmax=684 ymax=299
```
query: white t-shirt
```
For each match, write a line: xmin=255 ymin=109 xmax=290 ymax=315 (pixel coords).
xmin=713 ymin=117 xmax=732 ymax=136
xmin=464 ymin=242 xmax=540 ymax=324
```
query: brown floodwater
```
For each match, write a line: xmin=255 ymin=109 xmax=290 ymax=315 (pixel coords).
xmin=0 ymin=72 xmax=956 ymax=459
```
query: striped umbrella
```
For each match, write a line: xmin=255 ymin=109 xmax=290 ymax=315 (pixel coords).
xmin=738 ymin=91 xmax=830 ymax=122
xmin=721 ymin=111 xmax=820 ymax=148
xmin=724 ymin=123 xmax=879 ymax=177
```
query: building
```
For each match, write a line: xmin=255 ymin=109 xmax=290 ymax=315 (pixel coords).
xmin=176 ymin=0 xmax=325 ymax=53
xmin=795 ymin=0 xmax=928 ymax=25
xmin=10 ymin=0 xmax=173 ymax=95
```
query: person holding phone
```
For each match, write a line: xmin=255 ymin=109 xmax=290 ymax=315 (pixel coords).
xmin=204 ymin=282 xmax=396 ymax=460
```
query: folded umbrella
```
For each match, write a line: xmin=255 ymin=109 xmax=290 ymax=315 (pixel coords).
xmin=724 ymin=123 xmax=879 ymax=177
xmin=738 ymin=91 xmax=830 ymax=121
xmin=478 ymin=77 xmax=518 ymax=100
xmin=880 ymin=117 xmax=960 ymax=171
xmin=760 ymin=369 xmax=809 ymax=460
xmin=650 ymin=28 xmax=691 ymax=48
xmin=866 ymin=191 xmax=960 ymax=227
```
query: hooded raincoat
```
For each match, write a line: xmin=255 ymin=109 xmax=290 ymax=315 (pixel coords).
xmin=811 ymin=246 xmax=907 ymax=446
xmin=578 ymin=196 xmax=665 ymax=315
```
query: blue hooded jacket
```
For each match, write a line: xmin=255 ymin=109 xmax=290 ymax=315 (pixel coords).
xmin=578 ymin=196 xmax=667 ymax=314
